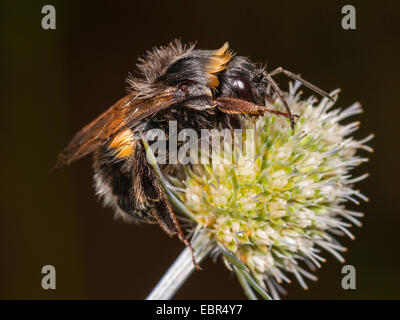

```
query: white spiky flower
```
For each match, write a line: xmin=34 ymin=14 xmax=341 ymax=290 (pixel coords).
xmin=146 ymin=82 xmax=373 ymax=300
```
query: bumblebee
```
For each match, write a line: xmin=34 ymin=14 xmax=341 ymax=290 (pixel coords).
xmin=53 ymin=40 xmax=333 ymax=256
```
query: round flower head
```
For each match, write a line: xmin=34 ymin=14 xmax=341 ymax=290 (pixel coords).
xmin=172 ymin=81 xmax=373 ymax=299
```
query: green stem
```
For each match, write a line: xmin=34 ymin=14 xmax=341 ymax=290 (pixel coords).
xmin=146 ymin=230 xmax=214 ymax=300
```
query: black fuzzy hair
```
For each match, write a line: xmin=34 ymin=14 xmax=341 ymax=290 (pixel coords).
xmin=127 ymin=39 xmax=195 ymax=97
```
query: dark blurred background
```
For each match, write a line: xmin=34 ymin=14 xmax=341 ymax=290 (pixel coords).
xmin=1 ymin=0 xmax=399 ymax=299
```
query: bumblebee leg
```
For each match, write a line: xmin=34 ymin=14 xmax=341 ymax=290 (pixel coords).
xmin=134 ymin=142 xmax=200 ymax=269
xmin=214 ymin=97 xmax=298 ymax=120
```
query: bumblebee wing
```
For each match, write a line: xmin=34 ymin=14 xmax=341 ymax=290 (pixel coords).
xmin=52 ymin=88 xmax=178 ymax=172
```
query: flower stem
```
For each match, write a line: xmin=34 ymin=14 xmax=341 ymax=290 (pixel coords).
xmin=146 ymin=230 xmax=215 ymax=300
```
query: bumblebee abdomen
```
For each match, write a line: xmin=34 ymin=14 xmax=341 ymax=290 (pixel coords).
xmin=92 ymin=144 xmax=154 ymax=223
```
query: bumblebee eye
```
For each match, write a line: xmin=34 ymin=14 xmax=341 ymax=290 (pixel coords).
xmin=232 ymin=75 xmax=254 ymax=101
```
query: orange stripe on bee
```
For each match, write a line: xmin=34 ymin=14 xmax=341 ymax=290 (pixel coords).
xmin=206 ymin=42 xmax=234 ymax=89
xmin=109 ymin=129 xmax=135 ymax=158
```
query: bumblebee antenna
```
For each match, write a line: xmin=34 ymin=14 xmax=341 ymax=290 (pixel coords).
xmin=267 ymin=67 xmax=335 ymax=102
xmin=264 ymin=73 xmax=296 ymax=129
xmin=263 ymin=68 xmax=335 ymax=129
